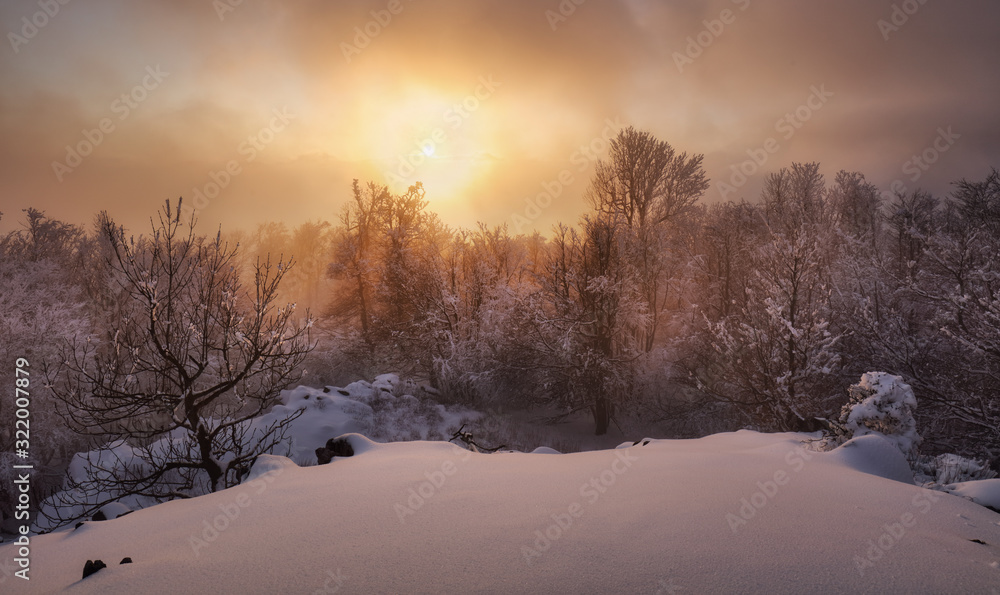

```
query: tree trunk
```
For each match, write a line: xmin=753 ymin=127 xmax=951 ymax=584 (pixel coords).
xmin=593 ymin=395 xmax=611 ymax=435
xmin=195 ymin=423 xmax=224 ymax=492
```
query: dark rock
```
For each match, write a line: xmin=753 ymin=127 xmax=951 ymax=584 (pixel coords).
xmin=785 ymin=413 xmax=829 ymax=433
xmin=337 ymin=389 xmax=350 ymax=396
xmin=91 ymin=510 xmax=107 ymax=522
xmin=325 ymin=437 xmax=354 ymax=458
xmin=315 ymin=437 xmax=355 ymax=465
xmin=322 ymin=387 xmax=331 ymax=393
xmin=83 ymin=559 xmax=107 ymax=579
xmin=120 ymin=557 xmax=133 ymax=564
xmin=74 ymin=522 xmax=85 ymax=530
xmin=315 ymin=447 xmax=333 ymax=465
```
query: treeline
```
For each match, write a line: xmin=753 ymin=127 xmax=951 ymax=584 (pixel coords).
xmin=2 ymin=128 xmax=999 ymax=525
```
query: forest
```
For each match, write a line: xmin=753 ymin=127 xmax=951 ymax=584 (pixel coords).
xmin=2 ymin=127 xmax=999 ymax=528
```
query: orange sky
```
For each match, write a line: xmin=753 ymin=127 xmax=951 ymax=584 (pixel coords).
xmin=1 ymin=0 xmax=999 ymax=235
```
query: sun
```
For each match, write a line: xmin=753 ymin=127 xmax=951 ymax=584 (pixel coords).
xmin=351 ymin=81 xmax=499 ymax=204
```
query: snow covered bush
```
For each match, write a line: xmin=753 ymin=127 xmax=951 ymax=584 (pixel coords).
xmin=912 ymin=453 xmax=998 ymax=485
xmin=833 ymin=372 xmax=921 ymax=459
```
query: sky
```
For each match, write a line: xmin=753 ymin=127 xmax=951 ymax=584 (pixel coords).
xmin=1 ymin=0 xmax=999 ymax=236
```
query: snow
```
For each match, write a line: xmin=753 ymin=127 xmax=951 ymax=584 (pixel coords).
xmin=250 ymin=386 xmax=374 ymax=464
xmin=5 ymin=429 xmax=1000 ymax=593
xmin=946 ymin=479 xmax=1000 ymax=512
xmin=34 ymin=381 xmax=482 ymax=533
xmin=266 ymin=382 xmax=481 ymax=459
xmin=841 ymin=372 xmax=921 ymax=457
xmin=824 ymin=434 xmax=915 ymax=484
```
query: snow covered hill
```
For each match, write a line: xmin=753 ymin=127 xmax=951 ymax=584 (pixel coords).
xmin=3 ymin=430 xmax=1000 ymax=593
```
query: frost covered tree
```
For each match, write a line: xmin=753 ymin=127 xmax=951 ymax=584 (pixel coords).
xmin=586 ymin=127 xmax=708 ymax=350
xmin=428 ymin=223 xmax=541 ymax=405
xmin=328 ymin=181 xmax=465 ymax=383
xmin=588 ymin=127 xmax=708 ymax=229
xmin=903 ymin=171 xmax=1000 ymax=452
xmin=827 ymin=170 xmax=882 ymax=241
xmin=700 ymin=164 xmax=844 ymax=429
xmin=43 ymin=200 xmax=311 ymax=529
xmin=0 ymin=210 xmax=93 ymax=526
xmin=887 ymin=189 xmax=938 ymax=279
xmin=698 ymin=200 xmax=764 ymax=320
xmin=837 ymin=171 xmax=1000 ymax=457
xmin=534 ymin=217 xmax=647 ymax=434
xmin=328 ymin=180 xmax=390 ymax=337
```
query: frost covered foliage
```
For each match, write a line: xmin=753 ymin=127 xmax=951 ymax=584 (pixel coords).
xmin=912 ymin=453 xmax=998 ymax=485
xmin=835 ymin=372 xmax=921 ymax=458
xmin=697 ymin=164 xmax=845 ymax=430
xmin=0 ymin=209 xmax=93 ymax=525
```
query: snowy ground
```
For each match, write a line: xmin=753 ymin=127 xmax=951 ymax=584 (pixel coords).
xmin=3 ymin=380 xmax=1000 ymax=593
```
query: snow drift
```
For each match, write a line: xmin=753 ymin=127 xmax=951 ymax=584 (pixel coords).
xmin=4 ymin=430 xmax=999 ymax=593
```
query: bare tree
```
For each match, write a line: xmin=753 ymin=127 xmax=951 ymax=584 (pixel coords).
xmin=587 ymin=127 xmax=708 ymax=228
xmin=42 ymin=200 xmax=311 ymax=529
xmin=533 ymin=217 xmax=647 ymax=435
xmin=586 ymin=127 xmax=708 ymax=351
xmin=328 ymin=180 xmax=390 ymax=336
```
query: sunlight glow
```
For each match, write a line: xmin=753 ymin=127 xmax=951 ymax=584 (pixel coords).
xmin=348 ymin=81 xmax=500 ymax=204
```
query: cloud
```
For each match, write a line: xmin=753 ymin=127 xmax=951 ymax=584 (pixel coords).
xmin=1 ymin=0 xmax=998 ymax=233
